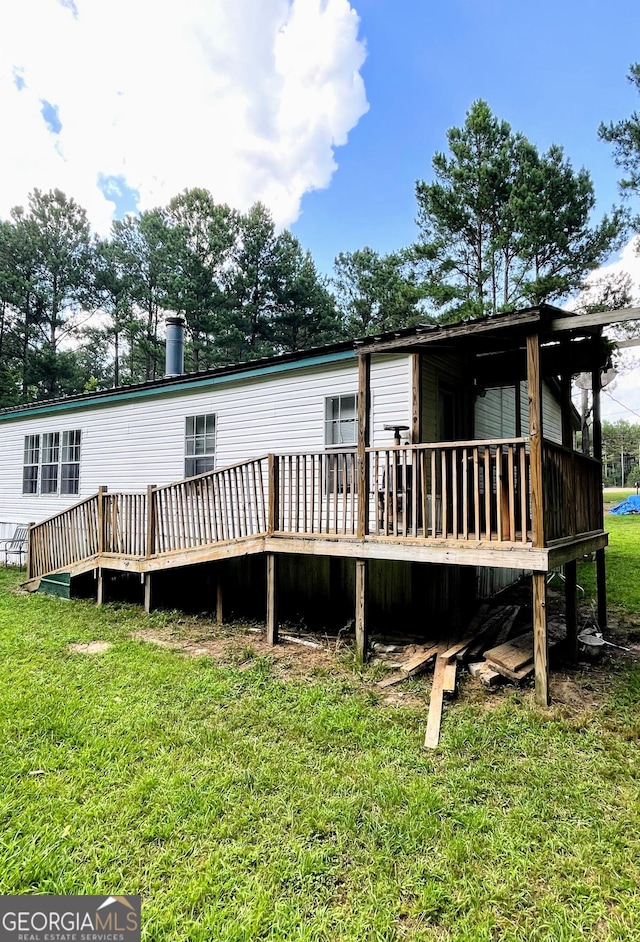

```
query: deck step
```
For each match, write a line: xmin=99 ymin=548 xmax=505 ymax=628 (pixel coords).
xmin=37 ymin=572 xmax=71 ymax=599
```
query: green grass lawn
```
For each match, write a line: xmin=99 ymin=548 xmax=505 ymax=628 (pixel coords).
xmin=1 ymin=564 xmax=639 ymax=941
xmin=578 ymin=515 xmax=640 ymax=614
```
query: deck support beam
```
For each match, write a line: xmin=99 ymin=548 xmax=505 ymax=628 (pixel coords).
xmin=355 ymin=558 xmax=367 ymax=664
xmin=96 ymin=568 xmax=106 ymax=606
xmin=266 ymin=553 xmax=278 ymax=645
xmin=596 ymin=548 xmax=607 ymax=630
xmin=216 ymin=577 xmax=223 ymax=625
xmin=144 ymin=573 xmax=153 ymax=613
xmin=532 ymin=571 xmax=549 ymax=706
xmin=564 ymin=559 xmax=578 ymax=662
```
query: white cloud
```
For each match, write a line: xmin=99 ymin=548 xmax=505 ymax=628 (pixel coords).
xmin=570 ymin=236 xmax=640 ymax=422
xmin=0 ymin=0 xmax=368 ymax=234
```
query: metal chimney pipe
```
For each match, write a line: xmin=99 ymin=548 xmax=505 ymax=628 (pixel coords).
xmin=165 ymin=316 xmax=185 ymax=377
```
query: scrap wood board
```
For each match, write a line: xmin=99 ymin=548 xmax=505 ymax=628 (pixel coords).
xmin=376 ymin=643 xmax=440 ymax=688
xmin=424 ymin=647 xmax=448 ymax=749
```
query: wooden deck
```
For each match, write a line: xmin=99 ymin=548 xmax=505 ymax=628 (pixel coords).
xmin=27 ymin=437 xmax=606 ymax=585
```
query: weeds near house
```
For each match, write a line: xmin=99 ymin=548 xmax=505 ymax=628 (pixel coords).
xmin=0 ymin=567 xmax=639 ymax=941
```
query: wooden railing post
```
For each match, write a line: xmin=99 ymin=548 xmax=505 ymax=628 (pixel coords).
xmin=357 ymin=354 xmax=371 ymax=540
xmin=268 ymin=454 xmax=280 ymax=534
xmin=26 ymin=522 xmax=35 ymax=579
xmin=145 ymin=485 xmax=156 ymax=558
xmin=97 ymin=486 xmax=108 ymax=555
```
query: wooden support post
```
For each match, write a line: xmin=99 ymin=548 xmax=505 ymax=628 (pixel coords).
xmin=216 ymin=576 xmax=223 ymax=626
xmin=591 ymin=367 xmax=605 ymax=531
xmin=596 ymin=548 xmax=607 ymax=630
xmin=527 ymin=335 xmax=544 ymax=547
xmin=564 ymin=559 xmax=578 ymax=662
xmin=97 ymin=568 xmax=106 ymax=606
xmin=268 ymin=455 xmax=280 ymax=534
xmin=411 ymin=353 xmax=421 ymax=444
xmin=266 ymin=553 xmax=278 ymax=645
xmin=144 ymin=573 xmax=153 ymax=614
xmin=532 ymin=571 xmax=549 ymax=706
xmin=357 ymin=354 xmax=371 ymax=540
xmin=355 ymin=558 xmax=367 ymax=664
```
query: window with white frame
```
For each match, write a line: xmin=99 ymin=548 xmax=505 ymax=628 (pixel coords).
xmin=22 ymin=430 xmax=82 ymax=495
xmin=41 ymin=432 xmax=60 ymax=494
xmin=325 ymin=394 xmax=357 ymax=447
xmin=23 ymin=435 xmax=40 ymax=494
xmin=185 ymin=414 xmax=216 ymax=477
xmin=61 ymin=429 xmax=82 ymax=494
xmin=324 ymin=394 xmax=357 ymax=492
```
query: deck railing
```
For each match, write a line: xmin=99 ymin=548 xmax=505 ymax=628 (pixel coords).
xmin=152 ymin=457 xmax=269 ymax=554
xmin=27 ymin=437 xmax=604 ymax=580
xmin=543 ymin=441 xmax=603 ymax=542
xmin=28 ymin=494 xmax=100 ymax=578
xmin=369 ymin=440 xmax=531 ymax=541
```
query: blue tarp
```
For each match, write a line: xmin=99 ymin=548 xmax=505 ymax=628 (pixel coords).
xmin=610 ymin=494 xmax=640 ymax=515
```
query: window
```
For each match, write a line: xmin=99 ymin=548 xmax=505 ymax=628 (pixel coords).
xmin=61 ymin=430 xmax=82 ymax=495
xmin=22 ymin=430 xmax=81 ymax=496
xmin=41 ymin=432 xmax=60 ymax=494
xmin=325 ymin=394 xmax=356 ymax=447
xmin=325 ymin=395 xmax=357 ymax=493
xmin=185 ymin=414 xmax=216 ymax=477
xmin=23 ymin=435 xmax=40 ymax=494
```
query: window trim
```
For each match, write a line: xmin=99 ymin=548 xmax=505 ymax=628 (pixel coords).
xmin=324 ymin=393 xmax=357 ymax=449
xmin=185 ymin=413 xmax=217 ymax=478
xmin=22 ymin=429 xmax=81 ymax=496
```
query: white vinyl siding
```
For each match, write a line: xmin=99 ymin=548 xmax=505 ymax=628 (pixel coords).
xmin=0 ymin=354 xmax=410 ymax=525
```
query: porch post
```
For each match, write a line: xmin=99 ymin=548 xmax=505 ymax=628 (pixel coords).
xmin=357 ymin=354 xmax=371 ymax=540
xmin=564 ymin=559 xmax=578 ymax=662
xmin=411 ymin=353 xmax=421 ymax=443
xmin=592 ymin=366 xmax=607 ymax=629
xmin=266 ymin=553 xmax=278 ymax=645
xmin=560 ymin=364 xmax=577 ymax=536
xmin=355 ymin=558 xmax=367 ymax=664
xmin=532 ymin=571 xmax=549 ymax=706
xmin=527 ymin=333 xmax=549 ymax=705
xmin=526 ymin=334 xmax=544 ymax=547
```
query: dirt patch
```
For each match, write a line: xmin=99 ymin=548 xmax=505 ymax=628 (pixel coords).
xmin=68 ymin=641 xmax=113 ymax=655
xmin=131 ymin=624 xmax=339 ymax=679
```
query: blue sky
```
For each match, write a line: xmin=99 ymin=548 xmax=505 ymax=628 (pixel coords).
xmin=293 ymin=0 xmax=640 ymax=273
xmin=2 ymin=0 xmax=640 ymax=419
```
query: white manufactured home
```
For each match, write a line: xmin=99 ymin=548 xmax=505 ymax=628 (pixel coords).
xmin=0 ymin=303 xmax=622 ymax=705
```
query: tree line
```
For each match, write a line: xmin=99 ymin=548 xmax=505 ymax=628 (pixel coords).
xmin=1 ymin=70 xmax=639 ymax=407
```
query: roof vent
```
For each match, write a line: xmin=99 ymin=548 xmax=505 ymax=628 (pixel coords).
xmin=165 ymin=316 xmax=185 ymax=377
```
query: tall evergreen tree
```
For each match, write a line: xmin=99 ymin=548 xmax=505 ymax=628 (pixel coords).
xmin=416 ymin=100 xmax=624 ymax=322
xmin=599 ymin=63 xmax=640 ymax=225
